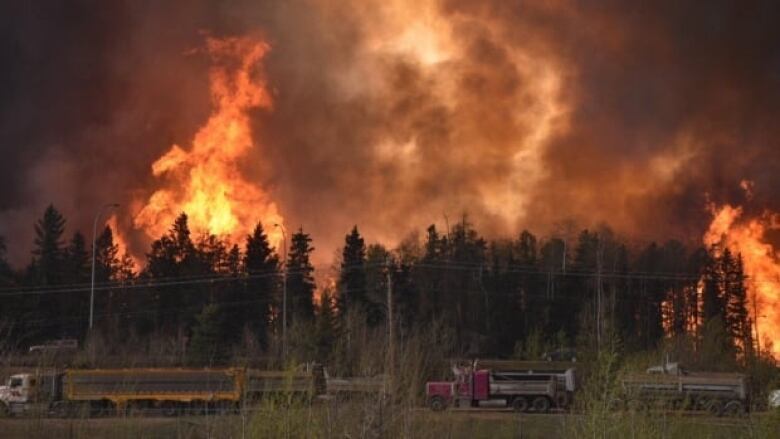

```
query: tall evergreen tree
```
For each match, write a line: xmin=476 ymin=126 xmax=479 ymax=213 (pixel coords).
xmin=316 ymin=288 xmax=336 ymax=362
xmin=93 ymin=226 xmax=121 ymax=331
xmin=724 ymin=253 xmax=752 ymax=358
xmin=286 ymin=228 xmax=316 ymax=325
xmin=62 ymin=232 xmax=90 ymax=337
xmin=29 ymin=205 xmax=67 ymax=338
xmin=364 ymin=244 xmax=391 ymax=326
xmin=242 ymin=222 xmax=279 ymax=349
xmin=338 ymin=226 xmax=367 ymax=316
xmin=144 ymin=213 xmax=201 ymax=334
xmin=31 ymin=204 xmax=66 ymax=286
xmin=188 ymin=303 xmax=227 ymax=365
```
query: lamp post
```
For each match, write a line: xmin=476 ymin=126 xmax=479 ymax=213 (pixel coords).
xmin=90 ymin=203 xmax=119 ymax=331
xmin=274 ymin=223 xmax=288 ymax=361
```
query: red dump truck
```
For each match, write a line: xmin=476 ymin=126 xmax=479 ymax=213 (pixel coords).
xmin=426 ymin=362 xmax=576 ymax=412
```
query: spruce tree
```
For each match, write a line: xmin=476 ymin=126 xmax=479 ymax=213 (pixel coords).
xmin=243 ymin=222 xmax=279 ymax=349
xmin=725 ymin=254 xmax=752 ymax=358
xmin=144 ymin=213 xmax=199 ymax=335
xmin=338 ymin=226 xmax=367 ymax=317
xmin=93 ymin=226 xmax=120 ymax=331
xmin=94 ymin=226 xmax=119 ymax=282
xmin=30 ymin=205 xmax=67 ymax=338
xmin=31 ymin=204 xmax=66 ymax=286
xmin=188 ymin=303 xmax=226 ymax=365
xmin=63 ymin=232 xmax=90 ymax=337
xmin=287 ymin=228 xmax=316 ymax=325
xmin=316 ymin=288 xmax=336 ymax=362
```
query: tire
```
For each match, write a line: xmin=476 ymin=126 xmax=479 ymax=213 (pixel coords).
xmin=511 ymin=397 xmax=529 ymax=412
xmin=188 ymin=401 xmax=206 ymax=416
xmin=161 ymin=402 xmax=179 ymax=417
xmin=706 ymin=400 xmax=724 ymax=417
xmin=723 ymin=400 xmax=744 ymax=417
xmin=51 ymin=401 xmax=71 ymax=418
xmin=429 ymin=396 xmax=447 ymax=412
xmin=0 ymin=403 xmax=10 ymax=418
xmin=532 ymin=396 xmax=551 ymax=413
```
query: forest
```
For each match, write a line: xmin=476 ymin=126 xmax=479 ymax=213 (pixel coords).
xmin=0 ymin=204 xmax=768 ymax=375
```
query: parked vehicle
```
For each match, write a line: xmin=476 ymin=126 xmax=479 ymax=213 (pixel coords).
xmin=426 ymin=362 xmax=576 ymax=412
xmin=617 ymin=363 xmax=749 ymax=417
xmin=28 ymin=339 xmax=78 ymax=355
xmin=767 ymin=389 xmax=780 ymax=409
xmin=0 ymin=366 xmax=323 ymax=417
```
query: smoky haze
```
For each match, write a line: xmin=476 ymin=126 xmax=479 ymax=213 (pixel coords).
xmin=1 ymin=0 xmax=779 ymax=266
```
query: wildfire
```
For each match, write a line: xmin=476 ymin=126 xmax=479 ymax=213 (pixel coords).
xmin=107 ymin=214 xmax=141 ymax=272
xmin=134 ymin=36 xmax=284 ymax=249
xmin=703 ymin=199 xmax=780 ymax=358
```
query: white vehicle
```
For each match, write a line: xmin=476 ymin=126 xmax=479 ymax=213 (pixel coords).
xmin=769 ymin=389 xmax=780 ymax=409
xmin=28 ymin=339 xmax=78 ymax=355
xmin=0 ymin=373 xmax=60 ymax=417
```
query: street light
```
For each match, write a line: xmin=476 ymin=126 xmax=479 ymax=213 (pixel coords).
xmin=90 ymin=203 xmax=119 ymax=331
xmin=274 ymin=223 xmax=288 ymax=361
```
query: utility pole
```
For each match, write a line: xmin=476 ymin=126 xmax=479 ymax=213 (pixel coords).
xmin=90 ymin=203 xmax=119 ymax=331
xmin=596 ymin=240 xmax=603 ymax=350
xmin=274 ymin=223 xmax=288 ymax=362
xmin=386 ymin=256 xmax=394 ymax=396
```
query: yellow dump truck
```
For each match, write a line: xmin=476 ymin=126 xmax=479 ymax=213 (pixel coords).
xmin=1 ymin=366 xmax=324 ymax=417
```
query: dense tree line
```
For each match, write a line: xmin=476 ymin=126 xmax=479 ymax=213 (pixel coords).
xmin=0 ymin=206 xmax=760 ymax=368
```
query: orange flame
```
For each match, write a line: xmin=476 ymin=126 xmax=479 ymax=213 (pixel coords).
xmin=107 ymin=214 xmax=141 ymax=272
xmin=703 ymin=199 xmax=780 ymax=358
xmin=134 ymin=36 xmax=284 ymax=250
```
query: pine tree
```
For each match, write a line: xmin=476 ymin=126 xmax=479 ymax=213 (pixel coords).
xmin=63 ymin=232 xmax=90 ymax=337
xmin=287 ymin=228 xmax=316 ymax=325
xmin=364 ymin=244 xmax=390 ymax=326
xmin=243 ymin=222 xmax=279 ymax=349
xmin=316 ymin=288 xmax=336 ymax=362
xmin=188 ymin=303 xmax=226 ymax=365
xmin=93 ymin=226 xmax=120 ymax=332
xmin=144 ymin=213 xmax=200 ymax=335
xmin=338 ymin=226 xmax=367 ymax=317
xmin=94 ymin=226 xmax=119 ymax=282
xmin=31 ymin=204 xmax=66 ymax=286
xmin=29 ymin=205 xmax=67 ymax=338
xmin=724 ymin=254 xmax=752 ymax=359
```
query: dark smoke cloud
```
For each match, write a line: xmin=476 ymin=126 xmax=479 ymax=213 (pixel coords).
xmin=1 ymin=0 xmax=779 ymax=266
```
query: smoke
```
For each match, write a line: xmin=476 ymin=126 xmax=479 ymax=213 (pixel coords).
xmin=1 ymin=0 xmax=779 ymax=266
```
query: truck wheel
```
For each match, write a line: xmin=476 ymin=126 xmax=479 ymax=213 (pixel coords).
xmin=0 ymin=403 xmax=9 ymax=418
xmin=723 ymin=400 xmax=744 ymax=417
xmin=429 ymin=396 xmax=447 ymax=412
xmin=532 ymin=397 xmax=551 ymax=413
xmin=52 ymin=402 xmax=71 ymax=418
xmin=161 ymin=402 xmax=179 ymax=417
xmin=706 ymin=400 xmax=724 ymax=417
xmin=511 ymin=397 xmax=529 ymax=412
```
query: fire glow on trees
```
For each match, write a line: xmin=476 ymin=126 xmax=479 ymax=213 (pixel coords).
xmin=703 ymin=194 xmax=780 ymax=359
xmin=133 ymin=36 xmax=284 ymax=249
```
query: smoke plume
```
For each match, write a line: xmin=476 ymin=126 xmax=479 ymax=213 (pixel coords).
xmin=1 ymin=0 xmax=779 ymax=265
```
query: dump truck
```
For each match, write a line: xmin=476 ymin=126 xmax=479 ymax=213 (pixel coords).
xmin=0 ymin=366 xmax=324 ymax=417
xmin=426 ymin=362 xmax=576 ymax=412
xmin=618 ymin=363 xmax=749 ymax=417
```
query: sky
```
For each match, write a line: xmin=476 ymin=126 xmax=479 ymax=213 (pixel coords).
xmin=1 ymin=0 xmax=779 ymax=266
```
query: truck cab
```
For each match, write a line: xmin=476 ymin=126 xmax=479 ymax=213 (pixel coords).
xmin=0 ymin=372 xmax=62 ymax=417
xmin=0 ymin=374 xmax=34 ymax=416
